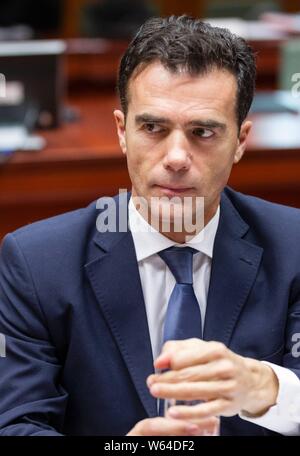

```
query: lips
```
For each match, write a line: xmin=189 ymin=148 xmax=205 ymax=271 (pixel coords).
xmin=155 ymin=184 xmax=194 ymax=196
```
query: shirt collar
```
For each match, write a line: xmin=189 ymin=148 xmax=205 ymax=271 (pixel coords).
xmin=129 ymin=197 xmax=220 ymax=262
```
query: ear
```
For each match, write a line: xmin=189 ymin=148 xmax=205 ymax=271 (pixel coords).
xmin=113 ymin=109 xmax=127 ymax=154
xmin=234 ymin=120 xmax=252 ymax=164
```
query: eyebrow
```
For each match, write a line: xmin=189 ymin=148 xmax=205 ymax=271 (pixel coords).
xmin=189 ymin=119 xmax=227 ymax=131
xmin=135 ymin=113 xmax=226 ymax=131
xmin=135 ymin=114 xmax=168 ymax=124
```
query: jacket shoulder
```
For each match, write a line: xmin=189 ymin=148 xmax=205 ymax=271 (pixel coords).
xmin=11 ymin=201 xmax=97 ymax=244
xmin=224 ymin=187 xmax=300 ymax=239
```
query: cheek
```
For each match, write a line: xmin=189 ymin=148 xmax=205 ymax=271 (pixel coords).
xmin=125 ymin=145 xmax=154 ymax=189
xmin=213 ymin=161 xmax=235 ymax=193
xmin=126 ymin=137 xmax=159 ymax=172
xmin=198 ymin=146 xmax=235 ymax=185
xmin=210 ymin=161 xmax=233 ymax=186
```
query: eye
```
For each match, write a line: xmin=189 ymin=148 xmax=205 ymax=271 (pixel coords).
xmin=193 ymin=128 xmax=214 ymax=138
xmin=144 ymin=123 xmax=164 ymax=133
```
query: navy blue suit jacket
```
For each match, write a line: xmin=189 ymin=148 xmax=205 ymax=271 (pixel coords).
xmin=0 ymin=187 xmax=300 ymax=435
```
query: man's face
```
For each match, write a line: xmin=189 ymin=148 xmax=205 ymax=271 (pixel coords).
xmin=114 ymin=62 xmax=251 ymax=229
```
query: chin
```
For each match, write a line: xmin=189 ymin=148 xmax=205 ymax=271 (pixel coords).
xmin=149 ymin=197 xmax=204 ymax=235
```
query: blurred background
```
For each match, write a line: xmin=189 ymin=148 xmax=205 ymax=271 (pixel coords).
xmin=1 ymin=0 xmax=300 ymax=239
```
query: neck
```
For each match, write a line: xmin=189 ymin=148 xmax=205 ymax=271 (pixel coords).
xmin=157 ymin=209 xmax=218 ymax=243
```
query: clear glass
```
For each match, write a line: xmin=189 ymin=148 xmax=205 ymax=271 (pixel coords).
xmin=164 ymin=399 xmax=220 ymax=436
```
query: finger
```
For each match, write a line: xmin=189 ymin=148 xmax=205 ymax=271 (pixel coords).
xmin=167 ymin=399 xmax=230 ymax=420
xmin=165 ymin=412 xmax=220 ymax=435
xmin=161 ymin=340 xmax=194 ymax=354
xmin=149 ymin=379 xmax=236 ymax=401
xmin=154 ymin=339 xmax=204 ymax=369
xmin=148 ymin=360 xmax=235 ymax=387
xmin=156 ymin=341 xmax=230 ymax=371
xmin=154 ymin=353 xmax=172 ymax=370
xmin=127 ymin=417 xmax=206 ymax=436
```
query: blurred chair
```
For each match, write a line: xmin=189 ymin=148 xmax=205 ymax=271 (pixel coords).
xmin=0 ymin=40 xmax=66 ymax=130
xmin=205 ymin=0 xmax=280 ymax=20
xmin=279 ymin=39 xmax=300 ymax=93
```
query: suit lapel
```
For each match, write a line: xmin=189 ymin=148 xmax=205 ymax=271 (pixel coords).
xmin=204 ymin=192 xmax=263 ymax=346
xmin=85 ymin=194 xmax=157 ymax=418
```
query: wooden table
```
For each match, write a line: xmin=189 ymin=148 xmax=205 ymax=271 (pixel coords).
xmin=1 ymin=90 xmax=300 ymax=239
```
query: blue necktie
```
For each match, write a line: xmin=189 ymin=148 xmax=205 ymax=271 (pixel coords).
xmin=157 ymin=246 xmax=202 ymax=416
xmin=159 ymin=246 xmax=202 ymax=343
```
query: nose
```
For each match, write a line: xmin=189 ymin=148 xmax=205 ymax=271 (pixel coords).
xmin=163 ymin=131 xmax=191 ymax=172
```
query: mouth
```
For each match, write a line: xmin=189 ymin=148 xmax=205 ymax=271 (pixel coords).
xmin=154 ymin=184 xmax=194 ymax=197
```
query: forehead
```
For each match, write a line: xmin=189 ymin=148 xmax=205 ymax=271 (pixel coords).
xmin=127 ymin=62 xmax=238 ymax=122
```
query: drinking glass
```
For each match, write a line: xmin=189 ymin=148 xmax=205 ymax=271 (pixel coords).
xmin=164 ymin=399 xmax=220 ymax=436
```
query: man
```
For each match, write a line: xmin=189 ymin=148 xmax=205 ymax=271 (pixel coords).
xmin=0 ymin=16 xmax=300 ymax=436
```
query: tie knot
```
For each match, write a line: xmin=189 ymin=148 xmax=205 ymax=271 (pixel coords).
xmin=158 ymin=246 xmax=197 ymax=284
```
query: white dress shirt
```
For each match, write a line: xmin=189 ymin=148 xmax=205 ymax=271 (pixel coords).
xmin=128 ymin=198 xmax=300 ymax=435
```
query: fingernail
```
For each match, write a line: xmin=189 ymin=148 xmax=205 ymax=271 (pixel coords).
xmin=147 ymin=377 xmax=154 ymax=387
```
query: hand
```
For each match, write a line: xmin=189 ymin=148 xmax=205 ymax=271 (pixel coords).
xmin=147 ymin=339 xmax=279 ymax=419
xmin=126 ymin=416 xmax=219 ymax=436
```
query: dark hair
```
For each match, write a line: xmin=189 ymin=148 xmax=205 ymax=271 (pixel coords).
xmin=117 ymin=15 xmax=256 ymax=128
